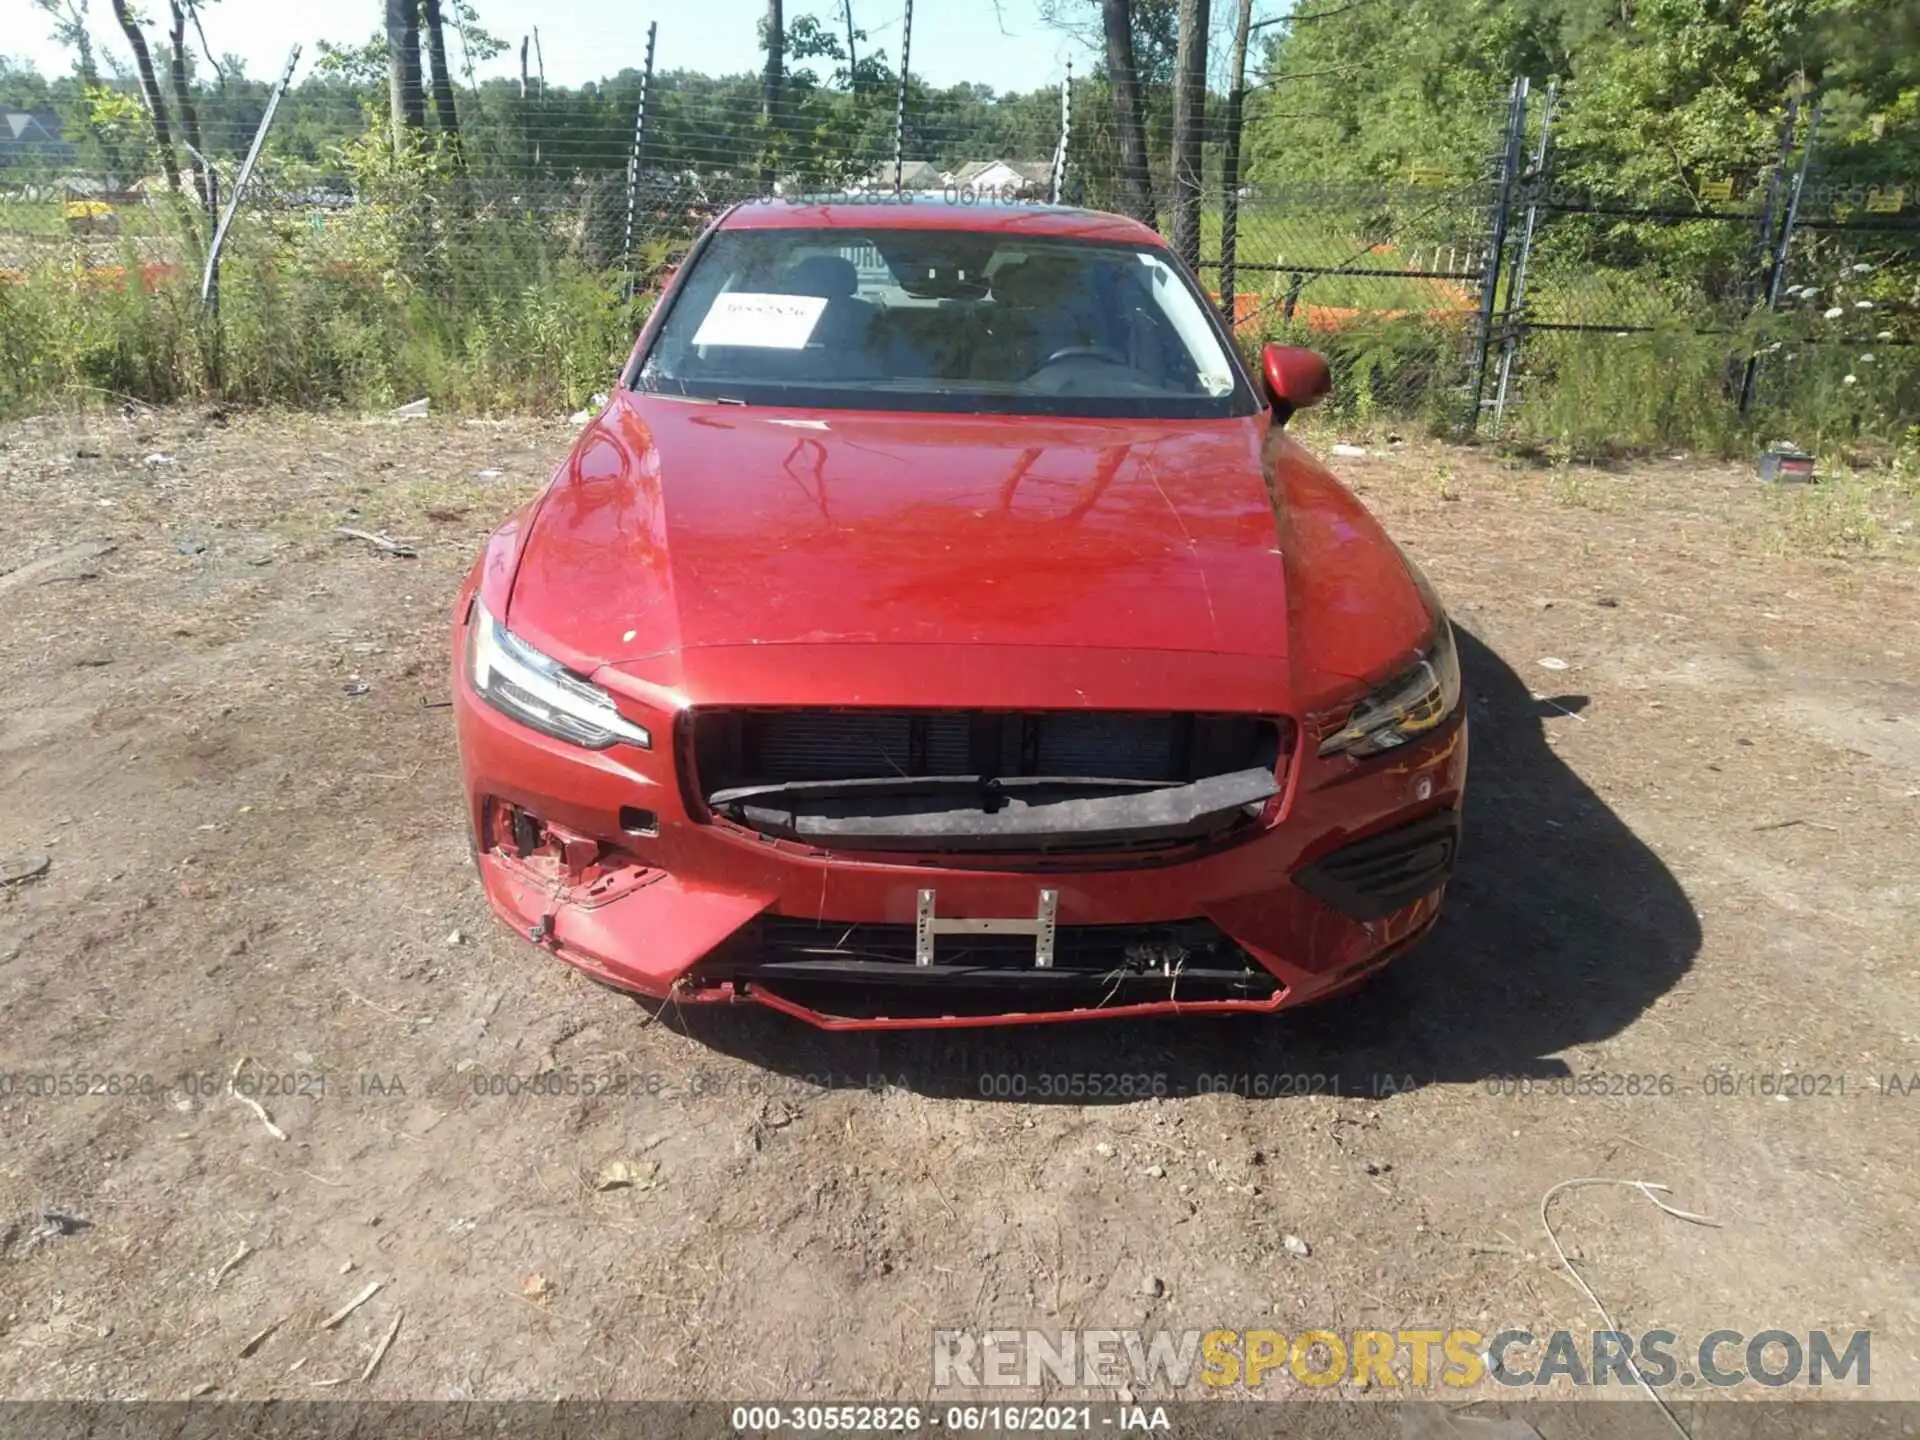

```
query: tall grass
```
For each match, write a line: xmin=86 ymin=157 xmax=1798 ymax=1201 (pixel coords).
xmin=1499 ymin=326 xmax=1920 ymax=458
xmin=1236 ymin=312 xmax=1475 ymax=435
xmin=0 ymin=134 xmax=647 ymax=419
xmin=1507 ymin=326 xmax=1745 ymax=453
xmin=1501 ymin=256 xmax=1920 ymax=457
xmin=2 ymin=162 xmax=1910 ymax=457
xmin=0 ymin=244 xmax=640 ymax=419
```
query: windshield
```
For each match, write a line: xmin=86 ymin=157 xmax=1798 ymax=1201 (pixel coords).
xmin=633 ymin=225 xmax=1256 ymax=418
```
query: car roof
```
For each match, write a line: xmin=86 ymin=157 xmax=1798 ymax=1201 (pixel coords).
xmin=717 ymin=198 xmax=1165 ymax=247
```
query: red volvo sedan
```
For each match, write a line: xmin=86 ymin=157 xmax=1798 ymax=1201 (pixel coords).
xmin=451 ymin=199 xmax=1466 ymax=1029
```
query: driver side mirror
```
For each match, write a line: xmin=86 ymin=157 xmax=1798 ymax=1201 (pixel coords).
xmin=1260 ymin=343 xmax=1332 ymax=424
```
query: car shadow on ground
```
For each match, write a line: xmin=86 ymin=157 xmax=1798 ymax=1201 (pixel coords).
xmin=666 ymin=627 xmax=1701 ymax=1102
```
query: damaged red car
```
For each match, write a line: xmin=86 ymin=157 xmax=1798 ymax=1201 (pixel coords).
xmin=451 ymin=200 xmax=1466 ymax=1030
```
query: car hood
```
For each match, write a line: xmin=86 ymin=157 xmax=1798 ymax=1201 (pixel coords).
xmin=506 ymin=393 xmax=1292 ymax=666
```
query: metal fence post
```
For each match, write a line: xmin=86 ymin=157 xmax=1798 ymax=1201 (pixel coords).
xmin=1747 ymin=97 xmax=1800 ymax=308
xmin=893 ymin=0 xmax=914 ymax=195
xmin=200 ymin=45 xmax=300 ymax=336
xmin=1464 ymin=77 xmax=1527 ymax=435
xmin=1729 ymin=94 xmax=1798 ymax=405
xmin=1764 ymin=103 xmax=1821 ymax=310
xmin=1739 ymin=99 xmax=1821 ymax=414
xmin=1217 ymin=0 xmax=1256 ymax=328
xmin=1050 ymin=60 xmax=1072 ymax=205
xmin=622 ymin=21 xmax=659 ymax=306
xmin=1491 ymin=79 xmax=1556 ymax=434
xmin=1217 ymin=170 xmax=1239 ymax=328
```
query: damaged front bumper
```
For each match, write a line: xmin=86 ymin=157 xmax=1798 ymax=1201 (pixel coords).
xmin=452 ymin=616 xmax=1467 ymax=1031
xmin=458 ymin=727 xmax=1463 ymax=1031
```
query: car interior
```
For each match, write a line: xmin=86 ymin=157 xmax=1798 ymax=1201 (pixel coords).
xmin=650 ymin=233 xmax=1227 ymax=397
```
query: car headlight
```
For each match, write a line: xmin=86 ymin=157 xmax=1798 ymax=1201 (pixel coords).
xmin=1318 ymin=621 xmax=1461 ymax=758
xmin=467 ymin=598 xmax=651 ymax=750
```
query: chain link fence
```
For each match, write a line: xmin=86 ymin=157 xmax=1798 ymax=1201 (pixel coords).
xmin=0 ymin=21 xmax=1085 ymax=415
xmin=2 ymin=21 xmax=1913 ymax=450
xmin=1478 ymin=85 xmax=1919 ymax=451
xmin=1199 ymin=181 xmax=1500 ymax=433
xmin=1182 ymin=82 xmax=1510 ymax=434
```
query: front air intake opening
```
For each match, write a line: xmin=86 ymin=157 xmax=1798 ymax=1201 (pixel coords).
xmin=688 ymin=710 xmax=1289 ymax=854
xmin=701 ymin=916 xmax=1283 ymax=1020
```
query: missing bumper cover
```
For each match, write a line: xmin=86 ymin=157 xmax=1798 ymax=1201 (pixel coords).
xmin=706 ymin=915 xmax=1281 ymax=1020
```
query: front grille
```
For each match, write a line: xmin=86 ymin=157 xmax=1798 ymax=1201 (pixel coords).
xmin=702 ymin=917 xmax=1282 ymax=1020
xmin=692 ymin=709 xmax=1282 ymax=794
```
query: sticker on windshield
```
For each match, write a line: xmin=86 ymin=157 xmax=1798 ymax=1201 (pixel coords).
xmin=691 ymin=292 xmax=828 ymax=349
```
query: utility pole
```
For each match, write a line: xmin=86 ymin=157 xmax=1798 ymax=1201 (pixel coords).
xmin=763 ymin=0 xmax=784 ymax=191
xmin=893 ymin=0 xmax=914 ymax=194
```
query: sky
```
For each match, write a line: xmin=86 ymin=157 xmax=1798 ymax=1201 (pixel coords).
xmin=2 ymin=0 xmax=1106 ymax=93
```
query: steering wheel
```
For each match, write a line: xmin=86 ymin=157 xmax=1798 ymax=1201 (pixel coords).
xmin=1042 ymin=345 xmax=1130 ymax=367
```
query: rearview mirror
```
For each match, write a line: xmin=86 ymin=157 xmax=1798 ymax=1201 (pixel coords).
xmin=1260 ymin=344 xmax=1332 ymax=423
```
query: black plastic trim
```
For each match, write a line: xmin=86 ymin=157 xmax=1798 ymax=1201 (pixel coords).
xmin=1292 ymin=808 xmax=1461 ymax=921
xmin=717 ymin=766 xmax=1278 ymax=852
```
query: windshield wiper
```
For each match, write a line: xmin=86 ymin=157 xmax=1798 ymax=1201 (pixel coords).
xmin=643 ymin=390 xmax=750 ymax=406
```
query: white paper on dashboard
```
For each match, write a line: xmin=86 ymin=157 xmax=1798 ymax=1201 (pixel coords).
xmin=690 ymin=292 xmax=828 ymax=349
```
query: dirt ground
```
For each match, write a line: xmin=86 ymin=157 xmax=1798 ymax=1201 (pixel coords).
xmin=0 ymin=403 xmax=1915 ymax=1409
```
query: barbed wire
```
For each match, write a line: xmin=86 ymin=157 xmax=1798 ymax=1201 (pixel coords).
xmin=1 ymin=26 xmax=1912 ymax=440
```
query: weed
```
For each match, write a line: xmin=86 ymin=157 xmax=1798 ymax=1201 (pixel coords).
xmin=1764 ymin=461 xmax=1915 ymax=558
xmin=0 ymin=134 xmax=651 ymax=420
xmin=1547 ymin=463 xmax=1618 ymax=511
xmin=1238 ymin=313 xmax=1468 ymax=435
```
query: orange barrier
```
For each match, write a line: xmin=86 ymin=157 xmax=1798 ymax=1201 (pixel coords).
xmin=0 ymin=261 xmax=183 ymax=292
xmin=1296 ymin=302 xmax=1472 ymax=334
xmin=1210 ymin=290 xmax=1473 ymax=337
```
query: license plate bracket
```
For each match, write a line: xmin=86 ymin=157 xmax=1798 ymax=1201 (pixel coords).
xmin=914 ymin=887 xmax=1059 ymax=968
